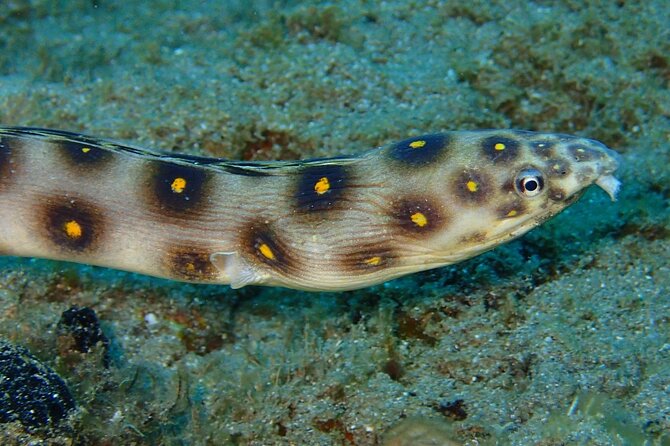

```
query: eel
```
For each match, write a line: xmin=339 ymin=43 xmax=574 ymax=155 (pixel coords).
xmin=0 ymin=127 xmax=620 ymax=291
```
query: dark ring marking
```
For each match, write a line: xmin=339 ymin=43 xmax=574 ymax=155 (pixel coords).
xmin=391 ymin=196 xmax=447 ymax=234
xmin=149 ymin=161 xmax=211 ymax=215
xmin=335 ymin=242 xmax=397 ymax=273
xmin=568 ymin=144 xmax=600 ymax=162
xmin=294 ymin=164 xmax=349 ymax=212
xmin=57 ymin=140 xmax=113 ymax=168
xmin=546 ymin=158 xmax=571 ymax=178
xmin=548 ymin=187 xmax=567 ymax=202
xmin=240 ymin=221 xmax=300 ymax=277
xmin=530 ymin=140 xmax=556 ymax=157
xmin=388 ymin=133 xmax=450 ymax=166
xmin=496 ymin=200 xmax=527 ymax=219
xmin=452 ymin=169 xmax=493 ymax=205
xmin=43 ymin=197 xmax=105 ymax=253
xmin=481 ymin=136 xmax=520 ymax=163
xmin=165 ymin=245 xmax=218 ymax=281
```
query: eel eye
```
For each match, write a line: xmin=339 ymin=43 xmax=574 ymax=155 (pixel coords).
xmin=515 ymin=168 xmax=544 ymax=197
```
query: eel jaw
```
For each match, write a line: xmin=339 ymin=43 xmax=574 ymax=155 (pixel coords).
xmin=595 ymin=174 xmax=621 ymax=201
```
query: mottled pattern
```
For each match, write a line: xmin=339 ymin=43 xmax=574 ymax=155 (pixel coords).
xmin=0 ymin=127 xmax=620 ymax=291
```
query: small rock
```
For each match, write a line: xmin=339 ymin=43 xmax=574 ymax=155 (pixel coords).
xmin=57 ymin=305 xmax=110 ymax=367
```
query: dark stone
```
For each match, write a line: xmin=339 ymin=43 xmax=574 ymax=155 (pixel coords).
xmin=57 ymin=306 xmax=110 ymax=367
xmin=0 ymin=340 xmax=76 ymax=428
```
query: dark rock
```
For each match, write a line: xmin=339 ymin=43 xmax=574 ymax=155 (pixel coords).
xmin=57 ymin=305 xmax=110 ymax=367
xmin=0 ymin=340 xmax=76 ymax=428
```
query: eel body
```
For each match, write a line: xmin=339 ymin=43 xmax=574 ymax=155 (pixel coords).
xmin=0 ymin=127 xmax=620 ymax=291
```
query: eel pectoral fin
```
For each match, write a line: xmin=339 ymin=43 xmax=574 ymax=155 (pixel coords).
xmin=210 ymin=251 xmax=265 ymax=289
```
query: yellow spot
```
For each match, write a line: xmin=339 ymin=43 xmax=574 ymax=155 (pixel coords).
xmin=81 ymin=147 xmax=91 ymax=153
xmin=364 ymin=256 xmax=382 ymax=266
xmin=506 ymin=209 xmax=518 ymax=217
xmin=494 ymin=142 xmax=506 ymax=151
xmin=410 ymin=212 xmax=428 ymax=227
xmin=64 ymin=220 xmax=82 ymax=239
xmin=409 ymin=140 xmax=426 ymax=149
xmin=185 ymin=262 xmax=196 ymax=272
xmin=259 ymin=243 xmax=276 ymax=260
xmin=314 ymin=177 xmax=330 ymax=195
xmin=466 ymin=180 xmax=478 ymax=192
xmin=171 ymin=177 xmax=187 ymax=193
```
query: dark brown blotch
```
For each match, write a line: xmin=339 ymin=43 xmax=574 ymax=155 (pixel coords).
xmin=240 ymin=220 xmax=299 ymax=276
xmin=496 ymin=200 xmax=527 ymax=219
xmin=335 ymin=243 xmax=397 ymax=273
xmin=42 ymin=197 xmax=105 ymax=253
xmin=294 ymin=164 xmax=349 ymax=212
xmin=391 ymin=196 xmax=447 ymax=234
xmin=388 ymin=133 xmax=450 ymax=166
xmin=481 ymin=136 xmax=520 ymax=163
xmin=568 ymin=144 xmax=600 ymax=162
xmin=165 ymin=245 xmax=218 ymax=281
xmin=548 ymin=187 xmax=567 ymax=202
xmin=148 ymin=161 xmax=211 ymax=216
xmin=453 ymin=169 xmax=493 ymax=205
xmin=58 ymin=140 xmax=113 ymax=169
xmin=530 ymin=140 xmax=556 ymax=157
xmin=500 ymin=177 xmax=516 ymax=194
xmin=460 ymin=231 xmax=487 ymax=245
xmin=546 ymin=158 xmax=571 ymax=178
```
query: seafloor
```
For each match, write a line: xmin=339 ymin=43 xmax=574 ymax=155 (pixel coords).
xmin=0 ymin=1 xmax=668 ymax=445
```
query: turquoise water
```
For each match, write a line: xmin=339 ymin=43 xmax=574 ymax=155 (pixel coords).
xmin=0 ymin=1 xmax=669 ymax=444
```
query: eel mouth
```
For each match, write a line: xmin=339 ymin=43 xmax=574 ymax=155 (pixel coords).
xmin=593 ymin=145 xmax=621 ymax=201
xmin=596 ymin=174 xmax=621 ymax=201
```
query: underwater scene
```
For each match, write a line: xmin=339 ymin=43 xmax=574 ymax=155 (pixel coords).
xmin=0 ymin=0 xmax=669 ymax=444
